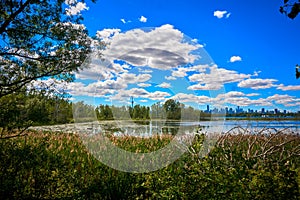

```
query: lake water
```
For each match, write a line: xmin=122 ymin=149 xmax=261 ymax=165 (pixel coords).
xmin=31 ymin=120 xmax=300 ymax=137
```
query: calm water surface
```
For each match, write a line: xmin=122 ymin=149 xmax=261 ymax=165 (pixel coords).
xmin=31 ymin=120 xmax=300 ymax=136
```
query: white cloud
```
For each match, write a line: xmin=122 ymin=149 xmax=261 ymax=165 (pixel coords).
xmin=66 ymin=81 xmax=116 ymax=97
xmin=217 ymin=91 xmax=246 ymax=99
xmin=121 ymin=18 xmax=131 ymax=24
xmin=110 ymin=88 xmax=170 ymax=101
xmin=188 ymin=83 xmax=222 ymax=90
xmin=277 ymin=84 xmax=300 ymax=91
xmin=267 ymin=94 xmax=300 ymax=107
xmin=96 ymin=28 xmax=121 ymax=43
xmin=168 ymin=64 xmax=211 ymax=81
xmin=139 ymin=16 xmax=147 ymax=23
xmin=138 ymin=68 xmax=153 ymax=73
xmin=65 ymin=2 xmax=88 ymax=16
xmin=187 ymin=64 xmax=210 ymax=73
xmin=214 ymin=10 xmax=230 ymax=19
xmin=76 ymin=59 xmax=128 ymax=81
xmin=173 ymin=93 xmax=211 ymax=104
xmin=214 ymin=91 xmax=272 ymax=107
xmin=100 ymin=24 xmax=201 ymax=70
xmin=171 ymin=67 xmax=189 ymax=77
xmin=247 ymin=93 xmax=260 ymax=97
xmin=238 ymin=78 xmax=277 ymax=90
xmin=118 ymin=73 xmax=151 ymax=84
xmin=68 ymin=69 xmax=151 ymax=97
xmin=156 ymin=82 xmax=171 ymax=88
xmin=188 ymin=65 xmax=251 ymax=90
xmin=253 ymin=71 xmax=261 ymax=77
xmin=228 ymin=97 xmax=272 ymax=107
xmin=121 ymin=19 xmax=126 ymax=24
xmin=229 ymin=56 xmax=242 ymax=63
xmin=165 ymin=76 xmax=177 ymax=80
xmin=216 ymin=91 xmax=259 ymax=100
xmin=137 ymin=83 xmax=151 ymax=87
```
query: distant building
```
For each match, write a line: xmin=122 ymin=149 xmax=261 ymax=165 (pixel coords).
xmin=206 ymin=105 xmax=210 ymax=113
xmin=261 ymin=108 xmax=265 ymax=114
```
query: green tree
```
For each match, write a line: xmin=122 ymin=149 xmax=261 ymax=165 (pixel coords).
xmin=133 ymin=105 xmax=141 ymax=119
xmin=163 ymin=99 xmax=181 ymax=120
xmin=0 ymin=0 xmax=103 ymax=132
xmin=0 ymin=0 xmax=101 ymax=98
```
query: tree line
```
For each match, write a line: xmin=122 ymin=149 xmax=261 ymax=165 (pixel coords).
xmin=0 ymin=90 xmax=217 ymax=131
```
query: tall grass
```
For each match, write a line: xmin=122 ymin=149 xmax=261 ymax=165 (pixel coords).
xmin=0 ymin=129 xmax=299 ymax=199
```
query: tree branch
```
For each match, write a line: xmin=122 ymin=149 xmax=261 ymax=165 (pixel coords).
xmin=0 ymin=0 xmax=33 ymax=35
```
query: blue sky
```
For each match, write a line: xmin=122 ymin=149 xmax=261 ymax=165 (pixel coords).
xmin=65 ymin=0 xmax=300 ymax=112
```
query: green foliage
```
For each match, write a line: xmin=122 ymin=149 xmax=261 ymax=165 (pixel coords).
xmin=0 ymin=130 xmax=299 ymax=199
xmin=163 ymin=99 xmax=181 ymax=120
xmin=0 ymin=0 xmax=101 ymax=98
xmin=0 ymin=91 xmax=73 ymax=131
xmin=95 ymin=104 xmax=150 ymax=120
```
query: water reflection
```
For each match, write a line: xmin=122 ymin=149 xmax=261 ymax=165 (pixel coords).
xmin=110 ymin=120 xmax=199 ymax=137
xmin=103 ymin=120 xmax=299 ymax=137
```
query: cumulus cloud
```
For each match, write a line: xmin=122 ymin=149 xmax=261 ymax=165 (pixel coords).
xmin=68 ymin=69 xmax=152 ymax=97
xmin=213 ymin=91 xmax=272 ymax=107
xmin=166 ymin=65 xmax=209 ymax=80
xmin=171 ymin=67 xmax=189 ymax=77
xmin=96 ymin=28 xmax=121 ymax=43
xmin=214 ymin=10 xmax=230 ymax=19
xmin=172 ymin=93 xmax=211 ymax=104
xmin=139 ymin=16 xmax=147 ymax=23
xmin=110 ymin=88 xmax=170 ymax=101
xmin=188 ymin=65 xmax=251 ymax=90
xmin=216 ymin=91 xmax=262 ymax=103
xmin=100 ymin=24 xmax=202 ymax=70
xmin=277 ymin=84 xmax=300 ymax=91
xmin=229 ymin=56 xmax=242 ymax=63
xmin=76 ymin=58 xmax=129 ymax=81
xmin=267 ymin=94 xmax=300 ymax=107
xmin=137 ymin=83 xmax=151 ymax=87
xmin=156 ymin=82 xmax=171 ymax=88
xmin=238 ymin=78 xmax=277 ymax=90
xmin=66 ymin=81 xmax=116 ymax=97
xmin=188 ymin=83 xmax=222 ymax=91
xmin=165 ymin=76 xmax=177 ymax=81
xmin=65 ymin=2 xmax=88 ymax=16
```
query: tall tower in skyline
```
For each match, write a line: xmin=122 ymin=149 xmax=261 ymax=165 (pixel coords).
xmin=206 ymin=105 xmax=210 ymax=113
xmin=130 ymin=96 xmax=134 ymax=108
